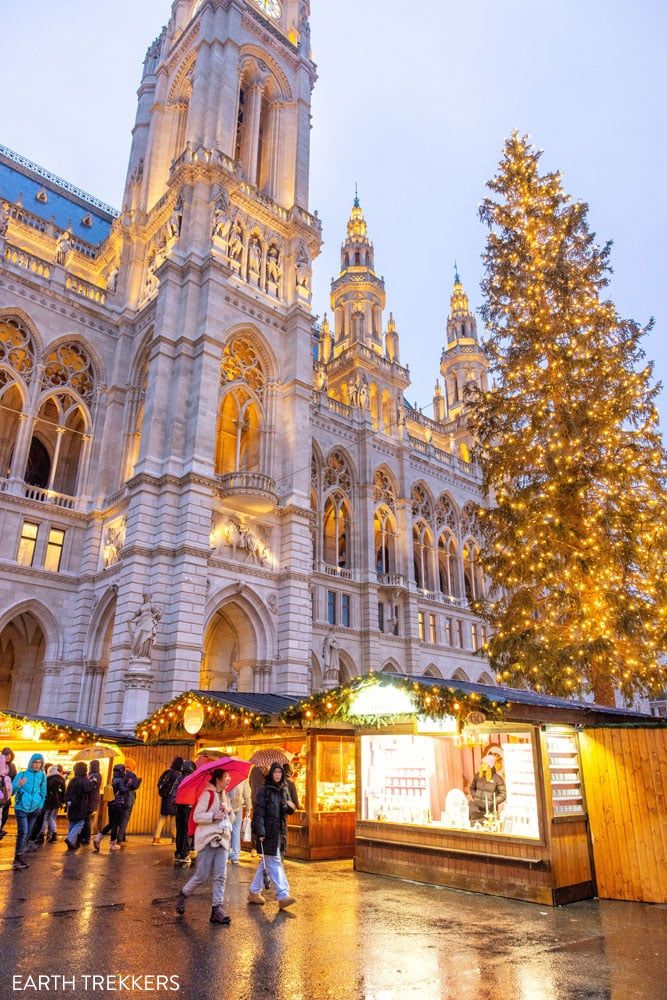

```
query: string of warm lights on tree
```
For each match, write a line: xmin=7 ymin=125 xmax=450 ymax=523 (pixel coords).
xmin=467 ymin=132 xmax=667 ymax=706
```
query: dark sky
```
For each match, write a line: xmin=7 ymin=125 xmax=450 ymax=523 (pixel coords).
xmin=3 ymin=0 xmax=665 ymax=423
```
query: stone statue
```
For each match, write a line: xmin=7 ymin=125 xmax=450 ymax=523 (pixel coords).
xmin=358 ymin=375 xmax=369 ymax=410
xmin=211 ymin=192 xmax=230 ymax=240
xmin=298 ymin=0 xmax=311 ymax=52
xmin=167 ymin=195 xmax=183 ymax=240
xmin=56 ymin=229 xmax=73 ymax=265
xmin=322 ymin=631 xmax=340 ymax=684
xmin=128 ymin=594 xmax=161 ymax=659
xmin=103 ymin=521 xmax=126 ymax=569
xmin=248 ymin=236 xmax=262 ymax=277
xmin=106 ymin=266 xmax=119 ymax=294
xmin=348 ymin=379 xmax=359 ymax=408
xmin=295 ymin=244 xmax=312 ymax=293
xmin=266 ymin=244 xmax=281 ymax=285
xmin=227 ymin=669 xmax=239 ymax=693
xmin=0 ymin=202 xmax=9 ymax=238
xmin=228 ymin=220 xmax=243 ymax=264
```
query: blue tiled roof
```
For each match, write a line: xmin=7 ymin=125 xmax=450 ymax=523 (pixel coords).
xmin=0 ymin=144 xmax=118 ymax=247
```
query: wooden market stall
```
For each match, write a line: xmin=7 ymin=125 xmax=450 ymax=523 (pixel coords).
xmin=283 ymin=673 xmax=665 ymax=905
xmin=136 ymin=691 xmax=356 ymax=860
xmin=0 ymin=708 xmax=140 ymax=832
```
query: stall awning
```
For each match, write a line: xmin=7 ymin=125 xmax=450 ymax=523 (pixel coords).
xmin=191 ymin=691 xmax=298 ymax=715
xmin=0 ymin=708 xmax=141 ymax=746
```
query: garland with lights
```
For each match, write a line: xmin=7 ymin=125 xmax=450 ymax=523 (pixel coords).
xmin=278 ymin=673 xmax=505 ymax=728
xmin=0 ymin=710 xmax=122 ymax=746
xmin=137 ymin=692 xmax=271 ymax=743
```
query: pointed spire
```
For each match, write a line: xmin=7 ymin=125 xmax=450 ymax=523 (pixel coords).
xmin=387 ymin=312 xmax=396 ymax=333
xmin=454 ymin=260 xmax=461 ymax=285
xmin=354 ymin=182 xmax=360 ymax=209
xmin=347 ymin=191 xmax=368 ymax=241
xmin=449 ymin=266 xmax=471 ymax=320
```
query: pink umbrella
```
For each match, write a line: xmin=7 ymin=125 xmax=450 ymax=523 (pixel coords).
xmin=175 ymin=756 xmax=252 ymax=807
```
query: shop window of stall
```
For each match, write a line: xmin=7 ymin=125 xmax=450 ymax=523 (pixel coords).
xmin=316 ymin=737 xmax=356 ymax=812
xmin=361 ymin=729 xmax=541 ymax=839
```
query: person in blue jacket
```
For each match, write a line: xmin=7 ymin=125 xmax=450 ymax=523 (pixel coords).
xmin=12 ymin=752 xmax=47 ymax=870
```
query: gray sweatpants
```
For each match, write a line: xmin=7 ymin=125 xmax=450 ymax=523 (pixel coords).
xmin=181 ymin=845 xmax=228 ymax=906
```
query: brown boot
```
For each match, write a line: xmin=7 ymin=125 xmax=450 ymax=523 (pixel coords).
xmin=210 ymin=906 xmax=231 ymax=924
xmin=176 ymin=892 xmax=187 ymax=915
xmin=247 ymin=892 xmax=266 ymax=906
xmin=278 ymin=896 xmax=296 ymax=910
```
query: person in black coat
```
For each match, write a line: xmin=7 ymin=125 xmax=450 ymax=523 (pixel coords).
xmin=248 ymin=763 xmax=296 ymax=910
xmin=40 ymin=766 xmax=66 ymax=842
xmin=153 ymin=757 xmax=183 ymax=844
xmin=64 ymin=763 xmax=94 ymax=850
xmin=468 ymin=747 xmax=506 ymax=823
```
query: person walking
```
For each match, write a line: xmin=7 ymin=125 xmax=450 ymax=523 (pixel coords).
xmin=80 ymin=759 xmax=102 ymax=845
xmin=153 ymin=757 xmax=183 ymax=844
xmin=64 ymin=762 xmax=93 ymax=850
xmin=116 ymin=759 xmax=141 ymax=846
xmin=248 ymin=762 xmax=296 ymax=910
xmin=175 ymin=768 xmax=234 ymax=924
xmin=174 ymin=760 xmax=196 ymax=867
xmin=11 ymin=753 xmax=46 ymax=870
xmin=93 ymin=763 xmax=139 ymax=852
xmin=228 ymin=777 xmax=251 ymax=864
xmin=41 ymin=765 xmax=66 ymax=843
xmin=0 ymin=748 xmax=14 ymax=841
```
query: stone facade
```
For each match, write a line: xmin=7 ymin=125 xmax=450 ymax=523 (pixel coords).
xmin=0 ymin=0 xmax=494 ymax=732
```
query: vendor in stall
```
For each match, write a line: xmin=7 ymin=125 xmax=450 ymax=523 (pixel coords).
xmin=468 ymin=746 xmax=506 ymax=823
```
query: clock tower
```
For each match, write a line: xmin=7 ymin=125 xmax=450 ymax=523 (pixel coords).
xmin=99 ymin=0 xmax=321 ymax=722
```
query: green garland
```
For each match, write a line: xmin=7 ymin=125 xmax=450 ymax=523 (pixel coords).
xmin=137 ymin=691 xmax=270 ymax=743
xmin=279 ymin=673 xmax=505 ymax=728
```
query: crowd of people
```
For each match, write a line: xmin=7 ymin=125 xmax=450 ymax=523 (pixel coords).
xmin=0 ymin=747 xmax=142 ymax=869
xmin=1 ymin=746 xmax=301 ymax=926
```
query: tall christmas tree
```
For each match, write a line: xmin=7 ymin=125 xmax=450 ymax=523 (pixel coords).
xmin=468 ymin=133 xmax=667 ymax=706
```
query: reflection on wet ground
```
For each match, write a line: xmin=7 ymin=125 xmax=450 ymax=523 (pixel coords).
xmin=2 ymin=836 xmax=666 ymax=999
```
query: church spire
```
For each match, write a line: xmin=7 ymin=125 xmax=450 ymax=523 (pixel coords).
xmin=446 ymin=267 xmax=477 ymax=344
xmin=440 ymin=265 xmax=487 ymax=419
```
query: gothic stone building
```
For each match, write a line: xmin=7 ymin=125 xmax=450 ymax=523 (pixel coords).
xmin=0 ymin=0 xmax=492 ymax=732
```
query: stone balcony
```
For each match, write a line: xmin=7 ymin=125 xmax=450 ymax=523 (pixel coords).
xmin=215 ymin=471 xmax=277 ymax=515
xmin=0 ymin=477 xmax=80 ymax=511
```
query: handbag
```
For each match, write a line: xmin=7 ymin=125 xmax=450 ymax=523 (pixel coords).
xmin=241 ymin=816 xmax=252 ymax=842
xmin=102 ymin=784 xmax=115 ymax=803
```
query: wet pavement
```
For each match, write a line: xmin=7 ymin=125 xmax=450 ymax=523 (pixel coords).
xmin=1 ymin=832 xmax=666 ymax=1000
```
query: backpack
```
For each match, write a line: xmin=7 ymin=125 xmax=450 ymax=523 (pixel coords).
xmin=187 ymin=789 xmax=215 ymax=838
xmin=0 ymin=775 xmax=11 ymax=807
xmin=157 ymin=769 xmax=177 ymax=799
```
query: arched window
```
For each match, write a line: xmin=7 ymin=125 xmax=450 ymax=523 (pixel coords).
xmin=0 ymin=317 xmax=36 ymax=481
xmin=125 ymin=349 xmax=149 ymax=482
xmin=413 ymin=522 xmax=434 ymax=590
xmin=463 ymin=541 xmax=484 ymax=602
xmin=411 ymin=483 xmax=433 ymax=524
xmin=323 ymin=493 xmax=350 ymax=568
xmin=381 ymin=389 xmax=393 ymax=433
xmin=438 ymin=534 xmax=460 ymax=598
xmin=216 ymin=388 xmax=261 ymax=475
xmin=30 ymin=393 xmax=88 ymax=496
xmin=374 ymin=507 xmax=396 ymax=576
xmin=0 ymin=379 xmax=24 ymax=479
xmin=216 ymin=336 xmax=266 ymax=475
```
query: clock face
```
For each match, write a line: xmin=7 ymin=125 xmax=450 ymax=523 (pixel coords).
xmin=255 ymin=0 xmax=282 ymax=19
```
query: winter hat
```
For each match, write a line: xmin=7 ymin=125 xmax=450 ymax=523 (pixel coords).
xmin=48 ymin=765 xmax=60 ymax=776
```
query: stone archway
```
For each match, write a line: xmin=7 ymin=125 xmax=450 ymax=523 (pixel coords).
xmin=203 ymin=588 xmax=273 ymax=693
xmin=0 ymin=611 xmax=46 ymax=714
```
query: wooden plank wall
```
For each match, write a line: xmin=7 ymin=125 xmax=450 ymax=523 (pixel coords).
xmin=580 ymin=728 xmax=667 ymax=904
xmin=124 ymin=744 xmax=193 ymax=836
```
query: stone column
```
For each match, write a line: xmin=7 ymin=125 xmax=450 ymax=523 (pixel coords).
xmin=38 ymin=662 xmax=64 ymax=717
xmin=8 ymin=412 xmax=32 ymax=485
xmin=241 ymin=83 xmax=264 ymax=185
xmin=120 ymin=661 xmax=154 ymax=731
xmin=186 ymin=42 xmax=212 ymax=146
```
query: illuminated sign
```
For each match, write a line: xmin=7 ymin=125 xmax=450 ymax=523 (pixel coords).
xmin=183 ymin=703 xmax=205 ymax=735
xmin=348 ymin=685 xmax=416 ymax=718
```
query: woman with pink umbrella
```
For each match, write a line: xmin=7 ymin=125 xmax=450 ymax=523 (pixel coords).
xmin=175 ymin=757 xmax=251 ymax=925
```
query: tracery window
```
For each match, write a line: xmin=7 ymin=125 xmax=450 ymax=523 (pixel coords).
xmin=42 ymin=343 xmax=95 ymax=403
xmin=216 ymin=387 xmax=261 ymax=475
xmin=221 ymin=337 xmax=266 ymax=401
xmin=435 ymin=494 xmax=458 ymax=534
xmin=411 ymin=483 xmax=433 ymax=523
xmin=324 ymin=450 xmax=352 ymax=494
xmin=373 ymin=468 xmax=396 ymax=510
xmin=463 ymin=541 xmax=485 ymax=603
xmin=374 ymin=506 xmax=396 ymax=576
xmin=0 ymin=318 xmax=35 ymax=382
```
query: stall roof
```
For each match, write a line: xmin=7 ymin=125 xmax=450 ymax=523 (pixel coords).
xmin=1 ymin=708 xmax=141 ymax=745
xmin=386 ymin=673 xmax=659 ymax=725
xmin=191 ymin=691 xmax=298 ymax=716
